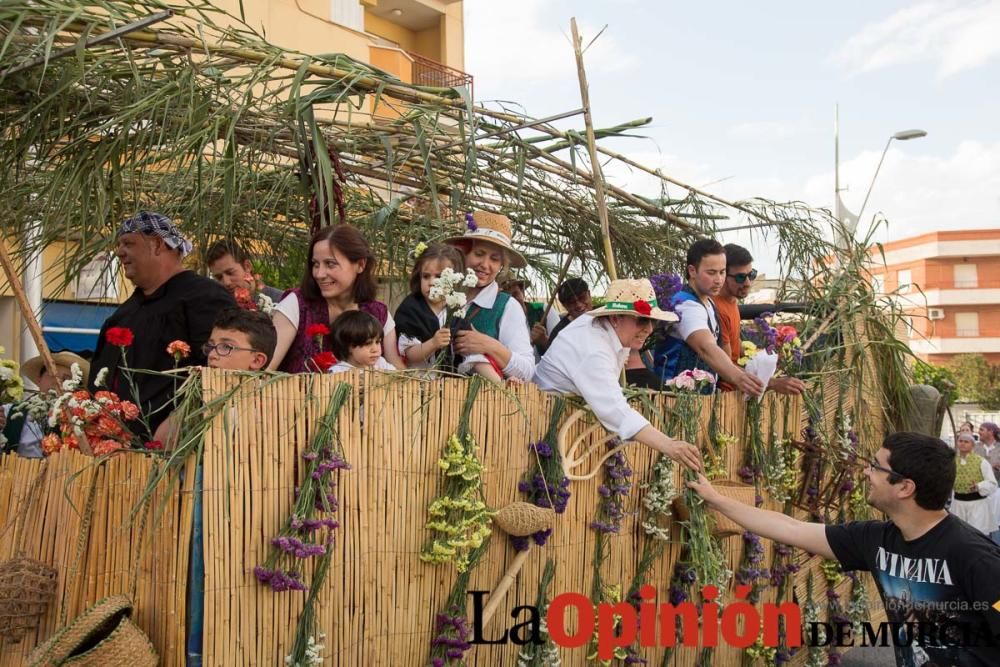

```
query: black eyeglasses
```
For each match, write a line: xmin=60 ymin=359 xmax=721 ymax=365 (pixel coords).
xmin=866 ymin=457 xmax=904 ymax=483
xmin=202 ymin=342 xmax=256 ymax=357
xmin=727 ymin=269 xmax=758 ymax=284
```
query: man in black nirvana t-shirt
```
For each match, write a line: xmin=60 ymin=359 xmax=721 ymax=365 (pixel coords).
xmin=689 ymin=432 xmax=1000 ymax=667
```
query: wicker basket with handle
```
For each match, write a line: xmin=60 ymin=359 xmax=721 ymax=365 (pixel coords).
xmin=27 ymin=595 xmax=157 ymax=667
xmin=0 ymin=464 xmax=58 ymax=644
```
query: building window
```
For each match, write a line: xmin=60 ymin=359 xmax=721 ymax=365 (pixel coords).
xmin=904 ymin=316 xmax=915 ymax=338
xmin=954 ymin=312 xmax=979 ymax=337
xmin=896 ymin=269 xmax=912 ymax=294
xmin=954 ymin=263 xmax=978 ymax=288
xmin=330 ymin=0 xmax=364 ymax=32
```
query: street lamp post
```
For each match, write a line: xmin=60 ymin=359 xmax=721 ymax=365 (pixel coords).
xmin=855 ymin=129 xmax=928 ymax=225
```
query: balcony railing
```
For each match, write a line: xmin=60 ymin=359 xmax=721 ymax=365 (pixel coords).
xmin=409 ymin=52 xmax=473 ymax=97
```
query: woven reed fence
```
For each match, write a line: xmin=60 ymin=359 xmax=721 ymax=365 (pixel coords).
xmin=0 ymin=369 xmax=887 ymax=665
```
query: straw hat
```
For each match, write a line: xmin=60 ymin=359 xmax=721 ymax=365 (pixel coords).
xmin=444 ymin=210 xmax=527 ymax=268
xmin=587 ymin=278 xmax=678 ymax=323
xmin=21 ymin=351 xmax=91 ymax=386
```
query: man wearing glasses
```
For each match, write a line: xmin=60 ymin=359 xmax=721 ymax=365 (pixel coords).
xmin=689 ymin=432 xmax=1000 ymax=666
xmin=717 ymin=244 xmax=805 ymax=395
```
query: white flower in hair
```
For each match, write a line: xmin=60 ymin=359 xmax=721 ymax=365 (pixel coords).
xmin=94 ymin=367 xmax=110 ymax=388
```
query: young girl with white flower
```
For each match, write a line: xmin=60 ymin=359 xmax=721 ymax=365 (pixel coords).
xmin=393 ymin=244 xmax=500 ymax=380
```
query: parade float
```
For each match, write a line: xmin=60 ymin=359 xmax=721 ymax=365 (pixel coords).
xmin=0 ymin=2 xmax=917 ymax=665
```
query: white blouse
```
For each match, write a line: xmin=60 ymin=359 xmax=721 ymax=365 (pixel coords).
xmin=533 ymin=314 xmax=650 ymax=440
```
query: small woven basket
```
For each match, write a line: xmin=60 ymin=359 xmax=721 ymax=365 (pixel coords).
xmin=672 ymin=481 xmax=757 ymax=538
xmin=493 ymin=502 xmax=555 ymax=537
xmin=0 ymin=555 xmax=58 ymax=643
xmin=27 ymin=595 xmax=157 ymax=667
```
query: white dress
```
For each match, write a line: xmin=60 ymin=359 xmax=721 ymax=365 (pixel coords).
xmin=951 ymin=455 xmax=999 ymax=534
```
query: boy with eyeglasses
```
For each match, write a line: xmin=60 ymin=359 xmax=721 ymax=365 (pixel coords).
xmin=202 ymin=308 xmax=276 ymax=371
xmin=690 ymin=432 xmax=1000 ymax=667
xmin=718 ymin=244 xmax=804 ymax=395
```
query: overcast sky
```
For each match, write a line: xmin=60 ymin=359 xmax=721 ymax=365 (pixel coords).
xmin=464 ymin=0 xmax=1000 ymax=275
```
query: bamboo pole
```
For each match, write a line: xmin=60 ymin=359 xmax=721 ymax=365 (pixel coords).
xmin=0 ymin=239 xmax=58 ymax=379
xmin=540 ymin=247 xmax=577 ymax=325
xmin=571 ymin=17 xmax=616 ymax=280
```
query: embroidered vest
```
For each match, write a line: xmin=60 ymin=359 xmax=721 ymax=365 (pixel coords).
xmin=279 ymin=288 xmax=388 ymax=374
xmin=466 ymin=291 xmax=511 ymax=340
xmin=651 ymin=285 xmax=722 ymax=393
xmin=955 ymin=452 xmax=986 ymax=492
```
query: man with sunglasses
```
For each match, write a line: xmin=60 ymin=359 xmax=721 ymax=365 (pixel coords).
xmin=689 ymin=432 xmax=1000 ymax=666
xmin=651 ymin=239 xmax=765 ymax=396
xmin=718 ymin=244 xmax=805 ymax=395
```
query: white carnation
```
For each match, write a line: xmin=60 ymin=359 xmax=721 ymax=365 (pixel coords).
xmin=256 ymin=293 xmax=275 ymax=315
xmin=462 ymin=268 xmax=478 ymax=287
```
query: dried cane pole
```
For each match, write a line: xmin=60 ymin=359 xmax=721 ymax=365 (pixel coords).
xmin=571 ymin=17 xmax=617 ymax=281
xmin=0 ymin=238 xmax=94 ymax=455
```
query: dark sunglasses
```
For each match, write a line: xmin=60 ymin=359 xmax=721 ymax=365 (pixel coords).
xmin=727 ymin=269 xmax=758 ymax=284
xmin=866 ymin=457 xmax=904 ymax=483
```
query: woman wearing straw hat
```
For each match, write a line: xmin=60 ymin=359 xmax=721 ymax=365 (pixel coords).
xmin=445 ymin=211 xmax=535 ymax=382
xmin=534 ymin=278 xmax=702 ymax=470
xmin=1 ymin=351 xmax=90 ymax=458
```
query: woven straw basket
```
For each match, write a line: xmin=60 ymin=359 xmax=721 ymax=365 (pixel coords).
xmin=672 ymin=481 xmax=757 ymax=537
xmin=27 ymin=595 xmax=157 ymax=667
xmin=0 ymin=555 xmax=58 ymax=643
xmin=493 ymin=502 xmax=555 ymax=537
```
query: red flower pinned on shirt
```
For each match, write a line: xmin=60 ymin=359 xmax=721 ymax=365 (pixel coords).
xmin=311 ymin=351 xmax=337 ymax=373
xmin=106 ymin=327 xmax=134 ymax=347
xmin=632 ymin=300 xmax=652 ymax=316
xmin=234 ymin=287 xmax=257 ymax=311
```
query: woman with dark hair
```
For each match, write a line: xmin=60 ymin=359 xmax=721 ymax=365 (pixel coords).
xmin=269 ymin=225 xmax=404 ymax=372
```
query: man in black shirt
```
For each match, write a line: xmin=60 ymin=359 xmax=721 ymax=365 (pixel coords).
xmin=88 ymin=212 xmax=235 ymax=438
xmin=689 ymin=431 xmax=1000 ymax=666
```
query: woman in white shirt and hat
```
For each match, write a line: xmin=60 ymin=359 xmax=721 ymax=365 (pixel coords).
xmin=534 ymin=278 xmax=702 ymax=470
xmin=444 ymin=211 xmax=535 ymax=382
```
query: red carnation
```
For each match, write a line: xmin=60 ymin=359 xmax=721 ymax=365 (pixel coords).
xmin=632 ymin=300 xmax=652 ymax=316
xmin=305 ymin=324 xmax=330 ymax=338
xmin=777 ymin=325 xmax=798 ymax=343
xmin=311 ymin=351 xmax=338 ymax=372
xmin=144 ymin=440 xmax=165 ymax=451
xmin=106 ymin=327 xmax=134 ymax=347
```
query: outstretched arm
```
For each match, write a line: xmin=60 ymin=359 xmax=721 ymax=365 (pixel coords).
xmin=687 ymin=473 xmax=835 ymax=559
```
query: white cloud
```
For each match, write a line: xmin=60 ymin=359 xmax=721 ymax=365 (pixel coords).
xmin=830 ymin=0 xmax=1000 ymax=78
xmin=464 ymin=0 xmax=638 ymax=97
xmin=728 ymin=120 xmax=809 ymax=141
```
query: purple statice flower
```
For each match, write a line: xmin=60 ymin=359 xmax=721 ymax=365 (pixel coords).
xmin=529 ymin=440 xmax=553 ymax=458
xmin=430 ymin=608 xmax=472 ymax=665
xmin=302 ymin=451 xmax=319 ymax=461
xmin=624 ymin=649 xmax=647 ymax=664
xmin=510 ymin=535 xmax=531 ymax=552
xmin=590 ymin=439 xmax=631 ymax=534
xmin=753 ymin=313 xmax=779 ymax=353
xmin=827 ymin=650 xmax=843 ymax=666
xmin=668 ymin=585 xmax=687 ymax=605
xmin=465 ymin=212 xmax=477 ymax=231
xmin=649 ymin=271 xmax=683 ymax=311
xmin=532 ymin=527 xmax=552 ymax=546
xmin=839 ymin=478 xmax=855 ymax=495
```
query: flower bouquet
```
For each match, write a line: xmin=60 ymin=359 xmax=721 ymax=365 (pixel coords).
xmin=41 ymin=364 xmax=140 ymax=456
xmin=233 ymin=273 xmax=275 ymax=314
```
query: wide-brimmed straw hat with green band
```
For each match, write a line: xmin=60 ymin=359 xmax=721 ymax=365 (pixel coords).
xmin=587 ymin=278 xmax=678 ymax=323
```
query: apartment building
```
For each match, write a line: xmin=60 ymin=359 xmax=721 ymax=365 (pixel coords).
xmin=871 ymin=229 xmax=1000 ymax=365
xmin=0 ymin=0 xmax=469 ymax=363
